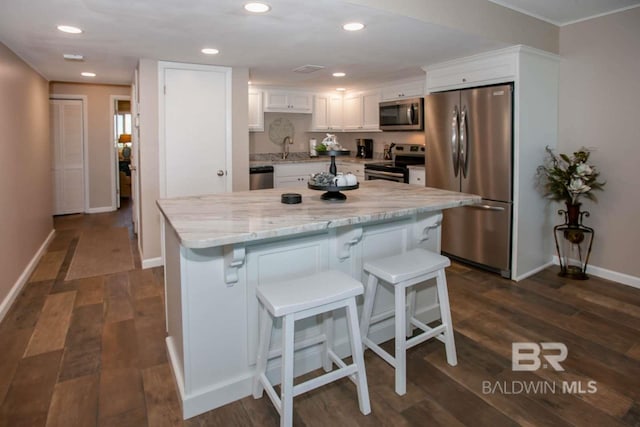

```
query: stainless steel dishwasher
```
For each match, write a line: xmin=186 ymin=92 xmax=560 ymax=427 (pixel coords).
xmin=249 ymin=165 xmax=274 ymax=190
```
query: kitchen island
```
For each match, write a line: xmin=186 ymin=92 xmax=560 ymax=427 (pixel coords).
xmin=157 ymin=181 xmax=479 ymax=419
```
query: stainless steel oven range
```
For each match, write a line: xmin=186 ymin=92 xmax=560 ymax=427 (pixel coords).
xmin=364 ymin=144 xmax=425 ymax=183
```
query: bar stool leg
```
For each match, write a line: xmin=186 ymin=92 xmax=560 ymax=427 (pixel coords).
xmin=436 ymin=269 xmax=457 ymax=366
xmin=394 ymin=284 xmax=407 ymax=395
xmin=345 ymin=298 xmax=371 ymax=415
xmin=280 ymin=314 xmax=295 ymax=427
xmin=406 ymin=289 xmax=417 ymax=338
xmin=359 ymin=273 xmax=378 ymax=348
xmin=322 ymin=312 xmax=333 ymax=372
xmin=253 ymin=305 xmax=272 ymax=398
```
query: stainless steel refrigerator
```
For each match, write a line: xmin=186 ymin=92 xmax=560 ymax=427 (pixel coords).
xmin=425 ymin=84 xmax=513 ymax=278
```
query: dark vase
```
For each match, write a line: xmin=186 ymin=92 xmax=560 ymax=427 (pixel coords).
xmin=566 ymin=202 xmax=581 ymax=226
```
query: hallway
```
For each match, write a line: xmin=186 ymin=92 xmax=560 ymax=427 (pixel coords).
xmin=1 ymin=205 xmax=639 ymax=426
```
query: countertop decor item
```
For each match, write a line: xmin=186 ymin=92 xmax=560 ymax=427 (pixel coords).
xmin=537 ymin=146 xmax=604 ymax=280
xmin=309 ymin=149 xmax=355 ymax=201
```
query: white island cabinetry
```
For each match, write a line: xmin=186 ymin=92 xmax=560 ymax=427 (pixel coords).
xmin=158 ymin=182 xmax=478 ymax=419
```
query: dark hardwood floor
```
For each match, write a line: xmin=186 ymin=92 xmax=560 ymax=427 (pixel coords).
xmin=0 ymin=202 xmax=638 ymax=426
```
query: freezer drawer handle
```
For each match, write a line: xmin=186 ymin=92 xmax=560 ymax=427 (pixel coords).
xmin=468 ymin=203 xmax=505 ymax=212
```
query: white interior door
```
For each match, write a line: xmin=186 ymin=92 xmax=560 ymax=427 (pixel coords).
xmin=131 ymin=76 xmax=140 ymax=235
xmin=51 ymin=99 xmax=85 ymax=215
xmin=161 ymin=63 xmax=231 ymax=198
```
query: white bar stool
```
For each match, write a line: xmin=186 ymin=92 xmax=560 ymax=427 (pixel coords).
xmin=360 ymin=248 xmax=457 ymax=395
xmin=253 ymin=270 xmax=371 ymax=427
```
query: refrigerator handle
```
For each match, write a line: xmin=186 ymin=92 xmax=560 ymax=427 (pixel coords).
xmin=459 ymin=106 xmax=469 ymax=178
xmin=451 ymin=106 xmax=459 ymax=177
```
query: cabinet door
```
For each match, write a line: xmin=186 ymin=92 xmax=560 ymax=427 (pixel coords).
xmin=312 ymin=95 xmax=329 ymax=130
xmin=275 ymin=176 xmax=307 ymax=188
xmin=381 ymin=80 xmax=424 ymax=101
xmin=362 ymin=92 xmax=380 ymax=130
xmin=248 ymin=90 xmax=263 ymax=131
xmin=343 ymin=95 xmax=363 ymax=130
xmin=289 ymin=93 xmax=312 ymax=112
xmin=328 ymin=95 xmax=343 ymax=130
xmin=264 ymin=91 xmax=289 ymax=110
xmin=409 ymin=167 xmax=425 ymax=186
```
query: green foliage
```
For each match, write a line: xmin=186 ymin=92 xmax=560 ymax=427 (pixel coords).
xmin=536 ymin=146 xmax=605 ymax=204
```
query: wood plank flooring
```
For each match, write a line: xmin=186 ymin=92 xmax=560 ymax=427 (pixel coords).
xmin=0 ymin=200 xmax=639 ymax=426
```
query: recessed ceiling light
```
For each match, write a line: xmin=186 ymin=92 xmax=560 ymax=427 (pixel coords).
xmin=342 ymin=22 xmax=365 ymax=31
xmin=248 ymin=81 xmax=252 ymax=85
xmin=336 ymin=87 xmax=346 ymax=92
xmin=81 ymin=72 xmax=96 ymax=77
xmin=63 ymin=54 xmax=84 ymax=61
xmin=57 ymin=25 xmax=83 ymax=34
xmin=332 ymin=72 xmax=346 ymax=77
xmin=201 ymin=48 xmax=219 ymax=55
xmin=244 ymin=2 xmax=271 ymax=13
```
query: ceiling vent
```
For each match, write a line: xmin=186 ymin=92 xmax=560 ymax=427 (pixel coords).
xmin=63 ymin=54 xmax=84 ymax=61
xmin=292 ymin=64 xmax=325 ymax=74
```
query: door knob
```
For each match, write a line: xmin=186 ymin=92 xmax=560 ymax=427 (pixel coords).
xmin=217 ymin=170 xmax=224 ymax=176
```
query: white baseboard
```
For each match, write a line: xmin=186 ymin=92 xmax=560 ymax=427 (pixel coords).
xmin=142 ymin=256 xmax=164 ymax=269
xmin=513 ymin=261 xmax=555 ymax=282
xmin=552 ymin=256 xmax=640 ymax=289
xmin=0 ymin=229 xmax=55 ymax=322
xmin=86 ymin=206 xmax=116 ymax=214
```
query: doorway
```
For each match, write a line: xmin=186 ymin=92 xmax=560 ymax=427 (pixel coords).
xmin=111 ymin=96 xmax=132 ymax=209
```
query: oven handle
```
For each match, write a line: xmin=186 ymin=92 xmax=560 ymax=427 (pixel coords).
xmin=365 ymin=170 xmax=404 ymax=179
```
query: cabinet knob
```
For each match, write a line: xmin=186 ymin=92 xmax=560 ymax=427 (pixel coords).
xmin=462 ymin=78 xmax=467 ymax=82
xmin=217 ymin=170 xmax=224 ymax=176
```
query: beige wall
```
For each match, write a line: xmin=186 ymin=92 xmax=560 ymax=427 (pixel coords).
xmin=352 ymin=0 xmax=559 ymax=53
xmin=137 ymin=61 xmax=250 ymax=264
xmin=559 ymin=7 xmax=640 ymax=277
xmin=49 ymin=82 xmax=130 ymax=210
xmin=0 ymin=42 xmax=52 ymax=310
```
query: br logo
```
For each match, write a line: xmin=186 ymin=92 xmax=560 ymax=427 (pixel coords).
xmin=512 ymin=342 xmax=567 ymax=371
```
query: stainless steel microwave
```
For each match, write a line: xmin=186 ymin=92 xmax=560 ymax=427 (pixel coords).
xmin=379 ymin=97 xmax=423 ymax=131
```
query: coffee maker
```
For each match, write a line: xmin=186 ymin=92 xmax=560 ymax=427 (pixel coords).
xmin=356 ymin=138 xmax=373 ymax=159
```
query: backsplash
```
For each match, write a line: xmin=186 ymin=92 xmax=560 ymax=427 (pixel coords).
xmin=250 ymin=112 xmax=426 ymax=156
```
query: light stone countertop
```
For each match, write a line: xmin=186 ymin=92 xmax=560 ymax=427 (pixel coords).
xmin=157 ymin=181 xmax=480 ymax=249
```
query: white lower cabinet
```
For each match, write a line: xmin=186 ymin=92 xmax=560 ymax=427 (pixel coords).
xmin=408 ymin=166 xmax=425 ymax=186
xmin=274 ymin=162 xmax=328 ymax=188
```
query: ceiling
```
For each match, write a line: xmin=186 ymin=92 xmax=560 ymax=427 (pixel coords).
xmin=488 ymin=0 xmax=640 ymax=26
xmin=0 ymin=0 xmax=637 ymax=89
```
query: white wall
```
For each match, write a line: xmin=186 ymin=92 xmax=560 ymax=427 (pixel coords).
xmin=559 ymin=7 xmax=640 ymax=278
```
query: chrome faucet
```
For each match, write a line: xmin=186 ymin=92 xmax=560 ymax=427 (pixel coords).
xmin=282 ymin=136 xmax=292 ymax=159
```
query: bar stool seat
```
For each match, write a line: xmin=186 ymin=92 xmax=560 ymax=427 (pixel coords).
xmin=253 ymin=270 xmax=371 ymax=427
xmin=360 ymin=248 xmax=457 ymax=395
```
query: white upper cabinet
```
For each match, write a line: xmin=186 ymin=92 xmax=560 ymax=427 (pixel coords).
xmin=362 ymin=91 xmax=380 ymax=130
xmin=264 ymin=90 xmax=312 ymax=113
xmin=313 ymin=90 xmax=380 ymax=132
xmin=312 ymin=93 xmax=343 ymax=131
xmin=424 ymin=51 xmax=517 ymax=92
xmin=342 ymin=94 xmax=363 ymax=130
xmin=381 ymin=80 xmax=424 ymax=101
xmin=248 ymin=88 xmax=264 ymax=132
